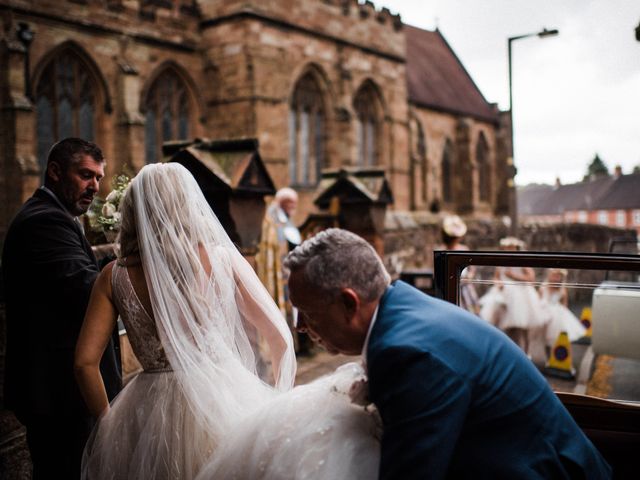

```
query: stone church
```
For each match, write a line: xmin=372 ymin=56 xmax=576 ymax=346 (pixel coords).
xmin=0 ymin=0 xmax=514 ymax=244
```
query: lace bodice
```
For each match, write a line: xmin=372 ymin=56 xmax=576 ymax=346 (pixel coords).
xmin=112 ymin=262 xmax=171 ymax=371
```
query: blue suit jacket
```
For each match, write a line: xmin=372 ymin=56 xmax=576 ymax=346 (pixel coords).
xmin=367 ymin=281 xmax=611 ymax=479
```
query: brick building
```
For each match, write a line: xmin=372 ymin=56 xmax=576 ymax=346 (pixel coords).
xmin=0 ymin=0 xmax=513 ymax=242
xmin=518 ymin=168 xmax=640 ymax=235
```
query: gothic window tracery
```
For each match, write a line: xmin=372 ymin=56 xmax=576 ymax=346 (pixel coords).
xmin=476 ymin=132 xmax=490 ymax=202
xmin=35 ymin=50 xmax=97 ymax=174
xmin=354 ymin=83 xmax=382 ymax=167
xmin=289 ymin=73 xmax=325 ymax=187
xmin=411 ymin=118 xmax=428 ymax=206
xmin=144 ymin=69 xmax=192 ymax=164
xmin=442 ymin=139 xmax=454 ymax=203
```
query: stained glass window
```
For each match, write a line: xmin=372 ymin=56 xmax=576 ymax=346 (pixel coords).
xmin=35 ymin=50 xmax=96 ymax=175
xmin=144 ymin=69 xmax=191 ymax=164
xmin=477 ymin=133 xmax=490 ymax=202
xmin=411 ymin=118 xmax=428 ymax=205
xmin=289 ymin=73 xmax=325 ymax=186
xmin=442 ymin=140 xmax=454 ymax=203
xmin=354 ymin=84 xmax=381 ymax=167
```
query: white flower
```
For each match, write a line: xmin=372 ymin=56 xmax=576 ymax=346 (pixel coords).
xmin=105 ymin=189 xmax=120 ymax=203
xmin=112 ymin=211 xmax=122 ymax=223
xmin=102 ymin=202 xmax=116 ymax=218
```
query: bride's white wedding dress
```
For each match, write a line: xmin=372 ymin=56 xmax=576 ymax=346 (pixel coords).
xmin=82 ymin=263 xmax=278 ymax=479
xmin=197 ymin=362 xmax=381 ymax=480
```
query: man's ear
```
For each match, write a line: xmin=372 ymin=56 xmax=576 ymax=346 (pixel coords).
xmin=341 ymin=288 xmax=360 ymax=320
xmin=48 ymin=161 xmax=62 ymax=183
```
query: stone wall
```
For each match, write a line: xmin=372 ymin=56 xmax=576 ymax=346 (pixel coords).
xmin=200 ymin=1 xmax=410 ymax=219
xmin=1 ymin=0 xmax=511 ymax=244
xmin=408 ymin=107 xmax=506 ymax=218
xmin=383 ymin=214 xmax=638 ymax=277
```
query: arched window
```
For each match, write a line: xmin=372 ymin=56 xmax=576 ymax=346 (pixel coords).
xmin=144 ymin=69 xmax=192 ymax=164
xmin=354 ymin=83 xmax=382 ymax=167
xmin=412 ymin=119 xmax=428 ymax=205
xmin=442 ymin=139 xmax=454 ymax=203
xmin=476 ymin=132 xmax=490 ymax=202
xmin=35 ymin=50 xmax=97 ymax=173
xmin=289 ymin=72 xmax=325 ymax=186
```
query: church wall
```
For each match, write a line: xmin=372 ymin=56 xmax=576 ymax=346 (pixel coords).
xmin=410 ymin=105 xmax=502 ymax=218
xmin=202 ymin=10 xmax=410 ymax=216
xmin=0 ymin=0 xmax=508 ymax=241
xmin=1 ymin=0 xmax=207 ymax=228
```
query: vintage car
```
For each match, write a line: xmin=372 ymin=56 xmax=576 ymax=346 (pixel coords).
xmin=433 ymin=249 xmax=640 ymax=478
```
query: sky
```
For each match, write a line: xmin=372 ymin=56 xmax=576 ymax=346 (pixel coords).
xmin=371 ymin=0 xmax=640 ymax=186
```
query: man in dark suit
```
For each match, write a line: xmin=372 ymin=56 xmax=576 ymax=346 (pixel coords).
xmin=284 ymin=228 xmax=611 ymax=479
xmin=2 ymin=138 xmax=122 ymax=478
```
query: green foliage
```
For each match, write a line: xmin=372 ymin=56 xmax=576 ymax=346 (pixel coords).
xmin=583 ymin=154 xmax=609 ymax=181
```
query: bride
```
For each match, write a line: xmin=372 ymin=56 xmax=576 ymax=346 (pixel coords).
xmin=75 ymin=163 xmax=379 ymax=479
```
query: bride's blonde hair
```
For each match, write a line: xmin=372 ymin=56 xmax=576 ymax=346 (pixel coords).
xmin=117 ymin=182 xmax=138 ymax=260
xmin=117 ymin=164 xmax=195 ymax=262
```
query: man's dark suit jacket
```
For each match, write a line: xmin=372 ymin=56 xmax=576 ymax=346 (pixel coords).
xmin=367 ymin=281 xmax=611 ymax=479
xmin=2 ymin=188 xmax=121 ymax=420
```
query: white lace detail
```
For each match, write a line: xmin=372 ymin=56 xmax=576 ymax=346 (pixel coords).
xmin=111 ymin=262 xmax=171 ymax=371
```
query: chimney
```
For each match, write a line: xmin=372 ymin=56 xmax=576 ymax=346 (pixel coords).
xmin=614 ymin=165 xmax=623 ymax=178
xmin=554 ymin=176 xmax=561 ymax=188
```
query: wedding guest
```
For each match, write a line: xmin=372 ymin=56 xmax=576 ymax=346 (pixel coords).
xmin=257 ymin=187 xmax=310 ymax=354
xmin=438 ymin=215 xmax=479 ymax=314
xmin=540 ymin=268 xmax=586 ymax=348
xmin=2 ymin=138 xmax=121 ymax=479
xmin=285 ymin=228 xmax=610 ymax=479
xmin=479 ymin=237 xmax=547 ymax=355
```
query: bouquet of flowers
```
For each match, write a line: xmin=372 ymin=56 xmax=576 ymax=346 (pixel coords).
xmin=87 ymin=173 xmax=131 ymax=242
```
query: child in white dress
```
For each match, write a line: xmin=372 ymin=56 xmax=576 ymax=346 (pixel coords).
xmin=479 ymin=237 xmax=548 ymax=355
xmin=539 ymin=268 xmax=586 ymax=347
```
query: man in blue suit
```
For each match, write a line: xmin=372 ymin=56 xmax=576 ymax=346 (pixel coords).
xmin=285 ymin=228 xmax=611 ymax=479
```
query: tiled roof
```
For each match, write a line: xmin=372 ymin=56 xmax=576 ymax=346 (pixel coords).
xmin=517 ymin=184 xmax=555 ymax=215
xmin=518 ymin=174 xmax=640 ymax=215
xmin=596 ymin=173 xmax=640 ymax=209
xmin=405 ymin=25 xmax=499 ymax=124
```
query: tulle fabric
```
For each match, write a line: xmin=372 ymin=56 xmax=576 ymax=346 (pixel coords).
xmin=83 ymin=371 xmax=226 ymax=479
xmin=131 ymin=163 xmax=294 ymax=421
xmin=541 ymin=289 xmax=586 ymax=345
xmin=83 ymin=163 xmax=296 ymax=479
xmin=197 ymin=362 xmax=381 ymax=480
xmin=480 ymin=267 xmax=547 ymax=329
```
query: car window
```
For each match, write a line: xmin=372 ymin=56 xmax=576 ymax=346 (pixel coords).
xmin=436 ymin=251 xmax=640 ymax=404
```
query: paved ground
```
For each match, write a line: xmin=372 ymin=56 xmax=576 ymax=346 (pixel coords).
xmin=294 ymin=348 xmax=358 ymax=385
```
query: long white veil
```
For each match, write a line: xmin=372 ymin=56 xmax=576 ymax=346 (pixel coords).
xmin=124 ymin=162 xmax=295 ymax=443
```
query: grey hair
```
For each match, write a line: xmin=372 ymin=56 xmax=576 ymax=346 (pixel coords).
xmin=283 ymin=228 xmax=390 ymax=302
xmin=275 ymin=187 xmax=298 ymax=203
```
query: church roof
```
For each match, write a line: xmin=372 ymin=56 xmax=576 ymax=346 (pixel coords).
xmin=405 ymin=25 xmax=499 ymax=124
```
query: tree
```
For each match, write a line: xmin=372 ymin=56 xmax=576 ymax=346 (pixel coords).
xmin=633 ymin=165 xmax=640 ymax=174
xmin=583 ymin=154 xmax=609 ymax=181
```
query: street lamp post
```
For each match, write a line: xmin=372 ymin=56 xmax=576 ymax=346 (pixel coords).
xmin=506 ymin=27 xmax=558 ymax=233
